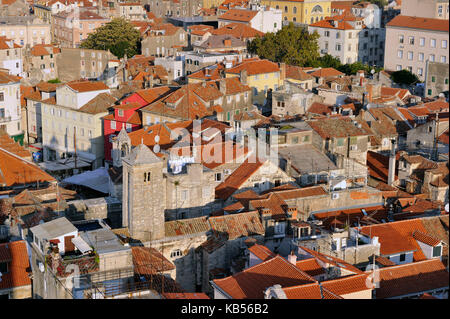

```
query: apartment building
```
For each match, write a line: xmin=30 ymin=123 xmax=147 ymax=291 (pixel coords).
xmin=260 ymin=0 xmax=331 ymax=25
xmin=401 ymin=0 xmax=449 ymax=20
xmin=56 ymin=48 xmax=119 ymax=86
xmin=193 ymin=34 xmax=247 ymax=54
xmin=384 ymin=15 xmax=449 ymax=81
xmin=0 ymin=16 xmax=51 ymax=47
xmin=0 ymin=37 xmax=23 ymax=76
xmin=118 ymin=2 xmax=147 ymax=20
xmin=225 ymin=58 xmax=284 ymax=106
xmin=308 ymin=13 xmax=385 ymax=66
xmin=218 ymin=6 xmax=282 ymax=33
xmin=0 ymin=70 xmax=22 ymax=141
xmin=424 ymin=61 xmax=449 ymax=98
xmin=40 ymin=80 xmax=113 ymax=168
xmin=143 ymin=0 xmax=203 ymax=17
xmin=52 ymin=9 xmax=109 ymax=48
xmin=141 ymin=23 xmax=188 ymax=57
xmin=331 ymin=0 xmax=382 ymax=28
xmin=23 ymin=44 xmax=60 ymax=82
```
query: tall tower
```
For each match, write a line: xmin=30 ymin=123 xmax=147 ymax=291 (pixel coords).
xmin=387 ymin=139 xmax=396 ymax=186
xmin=122 ymin=143 xmax=166 ymax=241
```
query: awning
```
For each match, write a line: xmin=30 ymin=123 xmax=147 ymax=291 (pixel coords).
xmin=62 ymin=167 xmax=110 ymax=194
xmin=39 ymin=157 xmax=92 ymax=171
xmin=72 ymin=236 xmax=92 ymax=254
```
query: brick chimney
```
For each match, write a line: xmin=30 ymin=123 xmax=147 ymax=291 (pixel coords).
xmin=224 ymin=39 xmax=232 ymax=47
xmin=366 ymin=84 xmax=373 ymax=103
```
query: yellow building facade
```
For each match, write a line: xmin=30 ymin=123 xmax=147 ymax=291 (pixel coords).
xmin=261 ymin=0 xmax=331 ymax=24
xmin=226 ymin=70 xmax=284 ymax=105
xmin=202 ymin=0 xmax=225 ymax=9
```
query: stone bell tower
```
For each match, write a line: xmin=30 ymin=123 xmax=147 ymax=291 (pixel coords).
xmin=112 ymin=127 xmax=131 ymax=167
xmin=122 ymin=143 xmax=166 ymax=241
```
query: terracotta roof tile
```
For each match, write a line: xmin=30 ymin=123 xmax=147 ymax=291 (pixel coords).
xmin=307 ymin=117 xmax=369 ymax=139
xmin=66 ymin=80 xmax=109 ymax=92
xmin=387 ymin=15 xmax=449 ymax=32
xmin=212 ymin=255 xmax=316 ymax=299
xmin=209 ymin=211 xmax=264 ymax=240
xmin=359 ymin=219 xmax=430 ymax=261
xmin=248 ymin=244 xmax=276 ymax=262
xmin=0 ymin=240 xmax=31 ymax=290
xmin=132 ymin=246 xmax=175 ymax=275
xmin=309 ymin=68 xmax=344 ymax=78
xmin=283 ymin=282 xmax=343 ymax=299
xmin=215 ymin=159 xmax=265 ymax=200
xmin=376 ymin=259 xmax=449 ymax=298
xmin=412 ymin=230 xmax=441 ymax=247
xmin=295 ymin=258 xmax=326 ymax=277
xmin=212 ymin=22 xmax=264 ymax=40
xmin=165 ymin=216 xmax=210 ymax=238
xmin=321 ymin=273 xmax=371 ymax=296
xmin=219 ymin=8 xmax=258 ymax=22
xmin=226 ymin=59 xmax=280 ymax=76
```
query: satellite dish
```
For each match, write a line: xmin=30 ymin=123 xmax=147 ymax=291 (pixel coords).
xmin=154 ymin=135 xmax=160 ymax=143
xmin=153 ymin=144 xmax=160 ymax=153
xmin=445 ymin=203 xmax=449 ymax=213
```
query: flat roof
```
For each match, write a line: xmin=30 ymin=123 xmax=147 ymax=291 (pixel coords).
xmin=30 ymin=217 xmax=77 ymax=240
xmin=278 ymin=144 xmax=338 ymax=174
xmin=80 ymin=228 xmax=130 ymax=254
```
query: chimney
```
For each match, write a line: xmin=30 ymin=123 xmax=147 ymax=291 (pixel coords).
xmin=366 ymin=84 xmax=373 ymax=103
xmin=387 ymin=139 xmax=396 ymax=186
xmin=280 ymin=62 xmax=286 ymax=83
xmin=240 ymin=69 xmax=248 ymax=85
xmin=288 ymin=251 xmax=297 ymax=265
xmin=219 ymin=78 xmax=226 ymax=95
xmin=224 ymin=39 xmax=232 ymax=47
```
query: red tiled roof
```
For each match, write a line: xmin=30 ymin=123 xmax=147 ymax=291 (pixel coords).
xmin=359 ymin=219 xmax=430 ymax=261
xmin=215 ymin=159 xmax=265 ymax=200
xmin=295 ymin=258 xmax=326 ymax=277
xmin=321 ymin=273 xmax=371 ymax=296
xmin=212 ymin=255 xmax=316 ymax=299
xmin=212 ymin=22 xmax=264 ymax=39
xmin=307 ymin=102 xmax=334 ymax=115
xmin=283 ymin=282 xmax=342 ymax=299
xmin=226 ymin=59 xmax=280 ymax=76
xmin=219 ymin=9 xmax=258 ymax=22
xmin=366 ymin=151 xmax=398 ymax=184
xmin=309 ymin=68 xmax=344 ymax=78
xmin=0 ymin=148 xmax=55 ymax=187
xmin=412 ymin=230 xmax=441 ymax=247
xmin=66 ymin=80 xmax=109 ymax=92
xmin=132 ymin=246 xmax=175 ymax=275
xmin=248 ymin=244 xmax=276 ymax=262
xmin=307 ymin=117 xmax=369 ymax=139
xmin=376 ymin=259 xmax=449 ymax=299
xmin=299 ymin=246 xmax=363 ymax=275
xmin=387 ymin=15 xmax=449 ymax=32
xmin=209 ymin=211 xmax=264 ymax=240
xmin=0 ymin=240 xmax=31 ymax=290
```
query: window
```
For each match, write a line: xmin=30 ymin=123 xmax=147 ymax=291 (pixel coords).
xmin=432 ymin=246 xmax=442 ymax=257
xmin=397 ymin=50 xmax=403 ymax=58
xmin=408 ymin=36 xmax=414 ymax=45
xmin=440 ymin=56 xmax=447 ymax=63
xmin=419 ymin=37 xmax=425 ymax=46
xmin=292 ymin=136 xmax=299 ymax=144
xmin=284 ymin=6 xmax=288 ymax=13
xmin=432 ymin=76 xmax=436 ymax=83
xmin=111 ymin=121 xmax=116 ymax=130
xmin=335 ymin=44 xmax=341 ymax=51
xmin=170 ymin=249 xmax=182 ymax=258
xmin=407 ymin=51 xmax=413 ymax=60
xmin=0 ymin=262 xmax=7 ymax=273
xmin=118 ymin=109 xmax=124 ymax=117
xmin=215 ymin=173 xmax=222 ymax=181
xmin=428 ymin=89 xmax=432 ymax=96
xmin=324 ymin=30 xmax=330 ymax=37
xmin=431 ymin=38 xmax=436 ymax=48
xmin=0 ymin=92 xmax=3 ymax=102
xmin=442 ymin=40 xmax=447 ymax=48
xmin=336 ymin=32 xmax=340 ymax=39
xmin=144 ymin=171 xmax=151 ymax=182
xmin=180 ymin=189 xmax=188 ymax=201
xmin=399 ymin=253 xmax=406 ymax=262
xmin=398 ymin=35 xmax=404 ymax=43
xmin=336 ymin=138 xmax=345 ymax=146
xmin=418 ymin=68 xmax=423 ymax=76
xmin=430 ymin=54 xmax=435 ymax=62
xmin=418 ymin=52 xmax=424 ymax=61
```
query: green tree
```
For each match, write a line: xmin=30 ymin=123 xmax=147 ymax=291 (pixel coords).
xmin=80 ymin=18 xmax=140 ymax=58
xmin=367 ymin=0 xmax=388 ymax=8
xmin=247 ymin=23 xmax=320 ymax=67
xmin=391 ymin=69 xmax=420 ymax=85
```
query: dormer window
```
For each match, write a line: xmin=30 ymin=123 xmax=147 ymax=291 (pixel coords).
xmin=118 ymin=109 xmax=124 ymax=117
xmin=432 ymin=246 xmax=442 ymax=257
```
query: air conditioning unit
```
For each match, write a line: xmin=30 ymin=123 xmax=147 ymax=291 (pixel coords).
xmin=331 ymin=193 xmax=339 ymax=200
